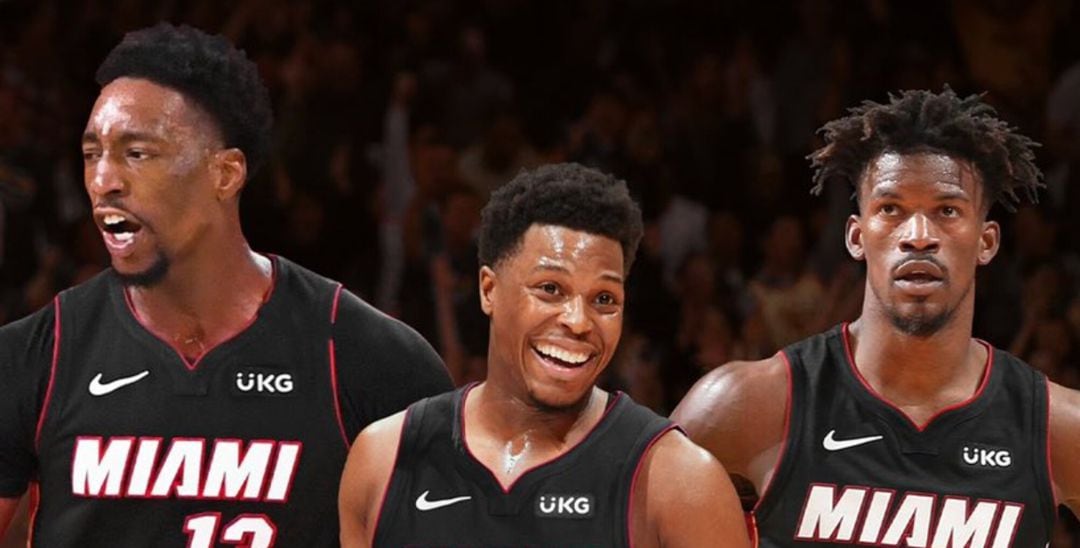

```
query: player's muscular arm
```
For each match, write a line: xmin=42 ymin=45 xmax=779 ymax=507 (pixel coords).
xmin=670 ymin=356 xmax=789 ymax=505
xmin=339 ymin=412 xmax=406 ymax=548
xmin=1049 ymin=382 xmax=1080 ymax=516
xmin=630 ymin=431 xmax=750 ymax=547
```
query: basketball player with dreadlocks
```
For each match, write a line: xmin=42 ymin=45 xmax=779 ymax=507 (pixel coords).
xmin=673 ymin=88 xmax=1080 ymax=546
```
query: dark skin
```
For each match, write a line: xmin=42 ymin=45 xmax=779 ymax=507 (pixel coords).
xmin=0 ymin=77 xmax=271 ymax=531
xmin=80 ymin=77 xmax=271 ymax=360
xmin=340 ymin=224 xmax=749 ymax=547
xmin=672 ymin=152 xmax=1080 ymax=518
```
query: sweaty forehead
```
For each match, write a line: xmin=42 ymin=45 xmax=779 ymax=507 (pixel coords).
xmin=85 ymin=78 xmax=217 ymax=143
xmin=507 ymin=224 xmax=625 ymax=278
xmin=860 ymin=151 xmax=984 ymax=199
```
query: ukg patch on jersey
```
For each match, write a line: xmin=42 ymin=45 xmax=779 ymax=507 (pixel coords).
xmin=232 ymin=366 xmax=296 ymax=396
xmin=960 ymin=443 xmax=1013 ymax=469
xmin=535 ymin=494 xmax=595 ymax=519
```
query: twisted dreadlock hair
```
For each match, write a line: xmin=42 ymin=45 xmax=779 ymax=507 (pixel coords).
xmin=808 ymin=87 xmax=1042 ymax=213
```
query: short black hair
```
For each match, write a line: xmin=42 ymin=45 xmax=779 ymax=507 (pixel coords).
xmin=478 ymin=163 xmax=643 ymax=275
xmin=808 ymin=87 xmax=1042 ymax=212
xmin=96 ymin=23 xmax=273 ymax=179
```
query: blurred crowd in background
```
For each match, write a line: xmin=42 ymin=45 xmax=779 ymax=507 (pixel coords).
xmin=2 ymin=0 xmax=1080 ymax=540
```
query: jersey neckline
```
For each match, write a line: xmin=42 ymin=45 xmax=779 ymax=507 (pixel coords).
xmin=837 ymin=322 xmax=997 ymax=434
xmin=452 ymin=383 xmax=625 ymax=497
xmin=111 ymin=254 xmax=280 ymax=371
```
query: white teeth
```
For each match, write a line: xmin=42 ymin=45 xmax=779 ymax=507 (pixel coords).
xmin=103 ymin=214 xmax=125 ymax=226
xmin=534 ymin=344 xmax=590 ymax=365
xmin=114 ymin=232 xmax=134 ymax=242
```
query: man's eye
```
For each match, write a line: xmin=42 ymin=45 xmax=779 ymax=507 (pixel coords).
xmin=540 ymin=283 xmax=559 ymax=295
xmin=942 ymin=206 xmax=959 ymax=217
xmin=880 ymin=204 xmax=898 ymax=215
xmin=127 ymin=149 xmax=151 ymax=160
xmin=82 ymin=150 xmax=100 ymax=162
xmin=596 ymin=293 xmax=616 ymax=306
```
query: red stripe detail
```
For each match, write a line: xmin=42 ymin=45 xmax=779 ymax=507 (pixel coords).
xmin=459 ymin=385 xmax=624 ymax=494
xmin=330 ymin=284 xmax=343 ymax=324
xmin=26 ymin=481 xmax=40 ymax=546
xmin=329 ymin=284 xmax=347 ymax=446
xmin=626 ymin=424 xmax=678 ymax=548
xmin=370 ymin=407 xmax=411 ymax=546
xmin=121 ymin=255 xmax=278 ymax=371
xmin=840 ymin=323 xmax=993 ymax=432
xmin=328 ymin=339 xmax=349 ymax=448
xmin=1045 ymin=375 xmax=1059 ymax=509
xmin=752 ymin=350 xmax=793 ymax=515
xmin=748 ymin=512 xmax=759 ymax=548
xmin=34 ymin=298 xmax=62 ymax=450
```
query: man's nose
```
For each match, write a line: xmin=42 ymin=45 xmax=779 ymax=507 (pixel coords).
xmin=559 ymin=295 xmax=592 ymax=336
xmin=898 ymin=212 xmax=940 ymax=253
xmin=86 ymin=155 xmax=126 ymax=197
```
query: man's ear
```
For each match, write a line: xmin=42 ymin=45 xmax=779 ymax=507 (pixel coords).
xmin=479 ymin=265 xmax=496 ymax=316
xmin=978 ymin=220 xmax=1001 ymax=265
xmin=845 ymin=214 xmax=865 ymax=261
xmin=214 ymin=148 xmax=247 ymax=201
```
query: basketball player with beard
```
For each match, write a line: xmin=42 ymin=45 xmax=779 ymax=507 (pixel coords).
xmin=673 ymin=88 xmax=1080 ymax=547
xmin=0 ymin=24 xmax=451 ymax=546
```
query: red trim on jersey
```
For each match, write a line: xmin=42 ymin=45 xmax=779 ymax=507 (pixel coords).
xmin=371 ymin=406 xmax=412 ymax=547
xmin=328 ymin=339 xmax=349 ymax=448
xmin=1045 ymin=375 xmax=1059 ymax=510
xmin=183 ymin=511 xmax=222 ymax=548
xmin=330 ymin=283 xmax=343 ymax=323
xmin=751 ymin=350 xmax=793 ymax=516
xmin=840 ymin=323 xmax=993 ymax=432
xmin=747 ymin=512 xmax=759 ymax=548
xmin=263 ymin=441 xmax=302 ymax=504
xmin=459 ymin=384 xmax=625 ymax=494
xmin=221 ymin=513 xmax=278 ymax=547
xmin=626 ymin=424 xmax=677 ymax=548
xmin=122 ymin=255 xmax=278 ymax=370
xmin=34 ymin=297 xmax=62 ymax=450
xmin=27 ymin=481 xmax=40 ymax=546
xmin=329 ymin=284 xmax=349 ymax=448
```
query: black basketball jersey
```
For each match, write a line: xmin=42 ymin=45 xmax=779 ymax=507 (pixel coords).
xmin=752 ymin=324 xmax=1054 ymax=547
xmin=372 ymin=386 xmax=674 ymax=547
xmin=26 ymin=257 xmax=355 ymax=546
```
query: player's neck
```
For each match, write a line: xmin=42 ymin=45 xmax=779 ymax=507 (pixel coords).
xmin=847 ymin=311 xmax=987 ymax=414
xmin=464 ymin=382 xmax=607 ymax=487
xmin=126 ymin=240 xmax=272 ymax=360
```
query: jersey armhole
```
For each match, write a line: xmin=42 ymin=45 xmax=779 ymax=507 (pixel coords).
xmin=371 ymin=403 xmax=421 ymax=546
xmin=33 ymin=296 xmax=62 ymax=451
xmin=625 ymin=423 xmax=679 ymax=548
xmin=1038 ymin=374 xmax=1058 ymax=533
xmin=328 ymin=283 xmax=349 ymax=449
xmin=751 ymin=349 xmax=798 ymax=523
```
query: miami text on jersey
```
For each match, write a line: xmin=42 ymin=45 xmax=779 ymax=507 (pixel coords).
xmin=71 ymin=436 xmax=302 ymax=501
xmin=794 ymin=483 xmax=1022 ymax=547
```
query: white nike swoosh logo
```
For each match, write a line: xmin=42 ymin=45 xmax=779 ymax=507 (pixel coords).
xmin=415 ymin=490 xmax=471 ymax=511
xmin=88 ymin=370 xmax=150 ymax=396
xmin=822 ymin=429 xmax=883 ymax=451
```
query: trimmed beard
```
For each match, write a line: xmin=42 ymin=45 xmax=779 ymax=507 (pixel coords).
xmin=115 ymin=252 xmax=170 ymax=288
xmin=886 ymin=305 xmax=954 ymax=337
xmin=876 ymin=278 xmax=972 ymax=338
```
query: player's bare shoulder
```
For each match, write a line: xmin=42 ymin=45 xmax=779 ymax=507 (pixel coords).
xmin=1048 ymin=380 xmax=1080 ymax=514
xmin=339 ymin=410 xmax=409 ymax=548
xmin=671 ymin=354 xmax=790 ymax=481
xmin=630 ymin=429 xmax=750 ymax=548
